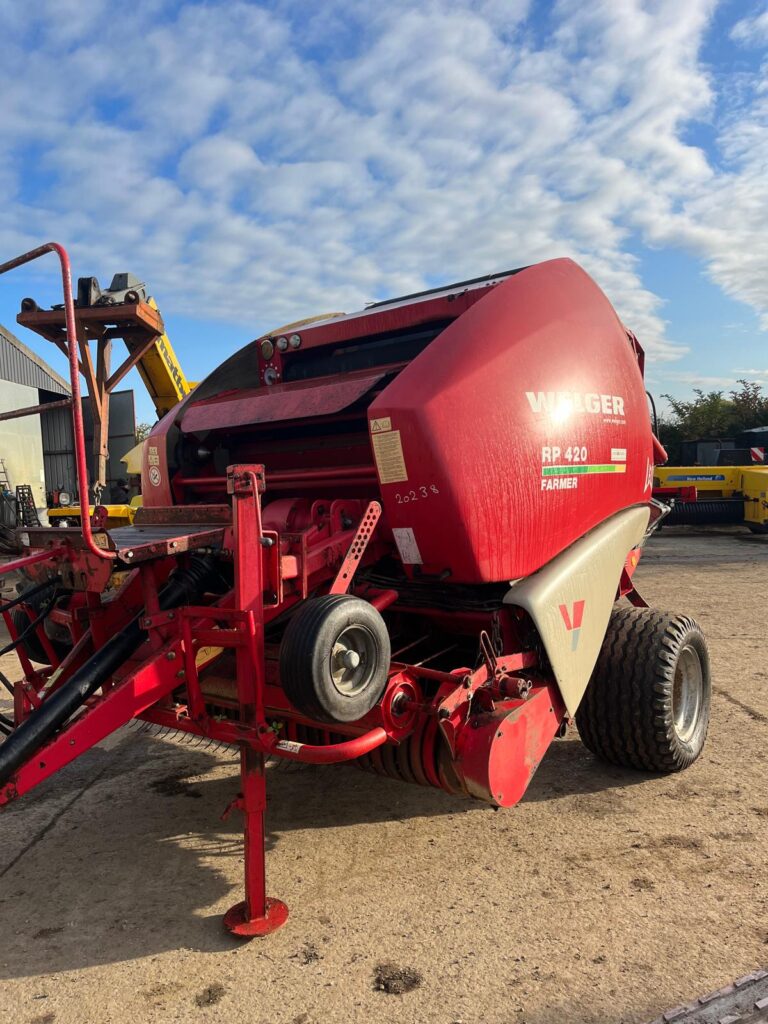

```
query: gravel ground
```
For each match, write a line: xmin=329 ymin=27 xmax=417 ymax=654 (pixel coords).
xmin=0 ymin=527 xmax=766 ymax=1024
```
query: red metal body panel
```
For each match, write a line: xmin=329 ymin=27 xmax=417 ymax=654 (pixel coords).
xmin=182 ymin=370 xmax=386 ymax=433
xmin=369 ymin=259 xmax=653 ymax=581
xmin=141 ymin=271 xmax=517 ymax=504
xmin=456 ymin=683 xmax=565 ymax=806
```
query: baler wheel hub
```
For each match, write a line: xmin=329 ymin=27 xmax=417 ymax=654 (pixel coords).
xmin=331 ymin=625 xmax=375 ymax=695
xmin=673 ymin=644 xmax=704 ymax=744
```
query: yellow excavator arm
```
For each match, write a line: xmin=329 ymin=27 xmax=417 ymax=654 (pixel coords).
xmin=128 ymin=298 xmax=195 ymax=417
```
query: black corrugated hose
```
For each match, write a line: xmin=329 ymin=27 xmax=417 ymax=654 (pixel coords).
xmin=0 ymin=556 xmax=219 ymax=788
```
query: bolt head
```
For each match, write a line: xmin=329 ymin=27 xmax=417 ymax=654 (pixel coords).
xmin=342 ymin=649 xmax=361 ymax=670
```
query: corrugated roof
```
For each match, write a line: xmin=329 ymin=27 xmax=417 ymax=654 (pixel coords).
xmin=0 ymin=322 xmax=71 ymax=395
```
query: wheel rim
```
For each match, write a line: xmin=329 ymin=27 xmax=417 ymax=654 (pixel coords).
xmin=330 ymin=624 xmax=377 ymax=697
xmin=672 ymin=644 xmax=703 ymax=743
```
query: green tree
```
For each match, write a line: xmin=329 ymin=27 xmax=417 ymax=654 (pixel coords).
xmin=728 ymin=380 xmax=768 ymax=431
xmin=658 ymin=380 xmax=768 ymax=461
xmin=135 ymin=421 xmax=153 ymax=443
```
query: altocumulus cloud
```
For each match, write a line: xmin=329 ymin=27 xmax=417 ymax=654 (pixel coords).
xmin=0 ymin=0 xmax=767 ymax=364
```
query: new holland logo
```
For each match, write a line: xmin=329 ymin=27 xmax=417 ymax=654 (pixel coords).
xmin=559 ymin=599 xmax=586 ymax=651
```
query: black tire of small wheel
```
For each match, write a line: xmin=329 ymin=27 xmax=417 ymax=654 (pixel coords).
xmin=10 ymin=582 xmax=69 ymax=665
xmin=576 ymin=605 xmax=711 ymax=772
xmin=279 ymin=594 xmax=391 ymax=724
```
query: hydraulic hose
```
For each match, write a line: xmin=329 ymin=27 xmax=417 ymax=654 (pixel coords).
xmin=0 ymin=556 xmax=218 ymax=787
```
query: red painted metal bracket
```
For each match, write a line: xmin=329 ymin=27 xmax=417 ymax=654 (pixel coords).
xmin=0 ymin=638 xmax=182 ymax=805
xmin=330 ymin=500 xmax=382 ymax=594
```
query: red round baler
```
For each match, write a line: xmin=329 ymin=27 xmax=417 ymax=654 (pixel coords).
xmin=0 ymin=247 xmax=710 ymax=937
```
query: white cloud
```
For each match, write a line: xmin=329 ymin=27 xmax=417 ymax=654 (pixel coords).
xmin=731 ymin=5 xmax=768 ymax=45
xmin=0 ymin=0 xmax=765 ymax=385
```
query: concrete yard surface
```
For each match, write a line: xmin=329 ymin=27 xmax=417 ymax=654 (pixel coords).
xmin=0 ymin=528 xmax=766 ymax=1024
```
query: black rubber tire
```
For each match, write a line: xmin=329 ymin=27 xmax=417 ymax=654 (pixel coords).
xmin=576 ymin=606 xmax=710 ymax=772
xmin=747 ymin=523 xmax=768 ymax=535
xmin=279 ymin=594 xmax=391 ymax=724
xmin=10 ymin=583 xmax=69 ymax=664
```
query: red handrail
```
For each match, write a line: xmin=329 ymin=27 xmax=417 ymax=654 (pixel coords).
xmin=0 ymin=243 xmax=115 ymax=562
xmin=0 ymin=545 xmax=68 ymax=578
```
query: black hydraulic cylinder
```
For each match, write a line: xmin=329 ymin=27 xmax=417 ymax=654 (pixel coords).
xmin=0 ymin=556 xmax=217 ymax=788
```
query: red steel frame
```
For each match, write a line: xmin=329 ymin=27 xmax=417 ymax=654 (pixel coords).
xmin=0 ymin=446 xmax=574 ymax=933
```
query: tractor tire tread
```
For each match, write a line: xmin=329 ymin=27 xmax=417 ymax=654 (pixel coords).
xmin=576 ymin=605 xmax=710 ymax=773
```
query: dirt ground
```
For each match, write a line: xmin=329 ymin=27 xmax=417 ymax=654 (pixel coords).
xmin=0 ymin=527 xmax=766 ymax=1024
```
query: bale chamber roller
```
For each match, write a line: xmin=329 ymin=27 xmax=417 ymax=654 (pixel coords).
xmin=0 ymin=246 xmax=711 ymax=937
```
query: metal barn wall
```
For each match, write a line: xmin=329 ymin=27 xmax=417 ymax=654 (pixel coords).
xmin=42 ymin=390 xmax=137 ymax=502
xmin=82 ymin=390 xmax=137 ymax=494
xmin=41 ymin=402 xmax=76 ymax=499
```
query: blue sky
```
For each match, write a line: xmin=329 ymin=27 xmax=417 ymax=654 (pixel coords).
xmin=0 ymin=0 xmax=766 ymax=423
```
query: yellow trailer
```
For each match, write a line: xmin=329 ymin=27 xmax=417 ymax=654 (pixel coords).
xmin=653 ymin=464 xmax=768 ymax=532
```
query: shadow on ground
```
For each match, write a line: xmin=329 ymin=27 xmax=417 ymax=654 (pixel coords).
xmin=0 ymin=728 xmax=650 ymax=978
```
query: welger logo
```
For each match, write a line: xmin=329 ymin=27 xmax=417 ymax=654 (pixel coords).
xmin=559 ymin=600 xmax=586 ymax=651
xmin=526 ymin=391 xmax=625 ymax=417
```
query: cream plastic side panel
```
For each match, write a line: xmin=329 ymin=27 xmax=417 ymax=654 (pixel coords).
xmin=503 ymin=507 xmax=650 ymax=717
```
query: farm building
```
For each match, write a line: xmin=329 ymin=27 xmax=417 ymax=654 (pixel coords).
xmin=0 ymin=322 xmax=70 ymax=522
xmin=0 ymin=323 xmax=136 ymax=520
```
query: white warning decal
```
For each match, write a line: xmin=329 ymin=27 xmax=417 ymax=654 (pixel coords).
xmin=148 ymin=466 xmax=162 ymax=487
xmin=611 ymin=447 xmax=627 ymax=461
xmin=147 ymin=446 xmax=160 ymax=466
xmin=275 ymin=740 xmax=304 ymax=754
xmin=371 ymin=429 xmax=408 ymax=484
xmin=370 ymin=417 xmax=392 ymax=433
xmin=393 ymin=527 xmax=423 ymax=565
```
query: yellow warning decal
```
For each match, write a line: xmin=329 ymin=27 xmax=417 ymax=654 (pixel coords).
xmin=371 ymin=429 xmax=408 ymax=484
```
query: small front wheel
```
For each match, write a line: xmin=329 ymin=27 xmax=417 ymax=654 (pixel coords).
xmin=576 ymin=606 xmax=711 ymax=772
xmin=279 ymin=595 xmax=391 ymax=724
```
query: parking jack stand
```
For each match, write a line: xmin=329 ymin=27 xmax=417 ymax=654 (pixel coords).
xmin=223 ymin=747 xmax=289 ymax=937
